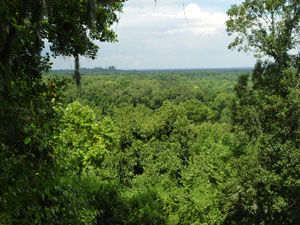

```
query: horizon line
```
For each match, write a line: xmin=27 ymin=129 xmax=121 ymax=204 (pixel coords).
xmin=51 ymin=66 xmax=253 ymax=71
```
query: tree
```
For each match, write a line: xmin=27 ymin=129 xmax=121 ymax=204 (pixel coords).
xmin=0 ymin=1 xmax=125 ymax=223
xmin=56 ymin=101 xmax=117 ymax=174
xmin=46 ymin=0 xmax=124 ymax=88
xmin=225 ymin=1 xmax=300 ymax=224
xmin=0 ymin=0 xmax=124 ymax=88
xmin=226 ymin=0 xmax=300 ymax=68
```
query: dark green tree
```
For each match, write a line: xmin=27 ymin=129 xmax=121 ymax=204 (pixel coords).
xmin=0 ymin=0 xmax=125 ymax=224
xmin=226 ymin=0 xmax=300 ymax=68
xmin=225 ymin=0 xmax=300 ymax=224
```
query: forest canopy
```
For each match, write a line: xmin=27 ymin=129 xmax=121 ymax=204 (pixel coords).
xmin=1 ymin=0 xmax=300 ymax=224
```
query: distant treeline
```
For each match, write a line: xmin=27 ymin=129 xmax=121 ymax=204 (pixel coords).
xmin=49 ymin=67 xmax=253 ymax=76
xmin=49 ymin=66 xmax=119 ymax=75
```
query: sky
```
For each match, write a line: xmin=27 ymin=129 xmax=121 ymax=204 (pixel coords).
xmin=50 ymin=0 xmax=256 ymax=70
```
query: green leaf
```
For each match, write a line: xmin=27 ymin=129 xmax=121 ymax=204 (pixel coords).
xmin=24 ymin=137 xmax=31 ymax=145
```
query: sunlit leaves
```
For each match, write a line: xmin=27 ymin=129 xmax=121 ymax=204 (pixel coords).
xmin=56 ymin=101 xmax=117 ymax=174
xmin=226 ymin=0 xmax=300 ymax=66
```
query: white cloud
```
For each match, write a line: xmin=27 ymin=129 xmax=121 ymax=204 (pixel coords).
xmin=50 ymin=0 xmax=255 ymax=70
xmin=118 ymin=2 xmax=227 ymax=36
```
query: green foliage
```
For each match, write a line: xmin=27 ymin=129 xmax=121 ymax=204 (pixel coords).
xmin=56 ymin=101 xmax=118 ymax=174
xmin=180 ymin=99 xmax=217 ymax=124
xmin=0 ymin=0 xmax=125 ymax=224
xmin=55 ymin=70 xmax=241 ymax=120
xmin=226 ymin=0 xmax=300 ymax=66
xmin=227 ymin=66 xmax=300 ymax=224
xmin=4 ymin=0 xmax=300 ymax=224
xmin=125 ymin=189 xmax=166 ymax=225
xmin=39 ymin=70 xmax=243 ymax=225
xmin=226 ymin=1 xmax=300 ymax=222
xmin=0 ymin=81 xmax=96 ymax=224
xmin=45 ymin=0 xmax=123 ymax=58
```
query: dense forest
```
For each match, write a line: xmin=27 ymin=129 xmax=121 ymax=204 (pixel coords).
xmin=1 ymin=0 xmax=300 ymax=224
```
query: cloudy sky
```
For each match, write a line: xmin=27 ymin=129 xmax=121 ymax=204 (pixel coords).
xmin=51 ymin=0 xmax=255 ymax=70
